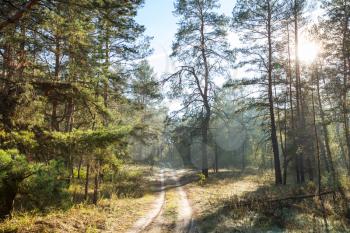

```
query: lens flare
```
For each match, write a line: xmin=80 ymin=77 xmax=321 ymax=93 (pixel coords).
xmin=298 ymin=38 xmax=320 ymax=64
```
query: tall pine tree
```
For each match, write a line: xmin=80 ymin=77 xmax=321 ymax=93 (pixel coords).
xmin=169 ymin=0 xmax=233 ymax=177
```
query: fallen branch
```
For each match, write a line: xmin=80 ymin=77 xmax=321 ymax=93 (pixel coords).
xmin=265 ymin=190 xmax=335 ymax=203
xmin=226 ymin=190 xmax=336 ymax=209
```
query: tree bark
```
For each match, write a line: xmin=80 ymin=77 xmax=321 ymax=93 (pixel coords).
xmin=311 ymin=89 xmax=321 ymax=193
xmin=103 ymin=23 xmax=110 ymax=127
xmin=215 ymin=142 xmax=219 ymax=173
xmin=267 ymin=0 xmax=282 ymax=184
xmin=286 ymin=21 xmax=299 ymax=184
xmin=241 ymin=141 xmax=246 ymax=171
xmin=77 ymin=155 xmax=83 ymax=180
xmin=84 ymin=162 xmax=90 ymax=201
xmin=294 ymin=0 xmax=305 ymax=183
xmin=51 ymin=36 xmax=61 ymax=131
xmin=201 ymin=112 xmax=210 ymax=178
xmin=0 ymin=180 xmax=18 ymax=219
xmin=93 ymin=161 xmax=100 ymax=205
xmin=341 ymin=4 xmax=350 ymax=173
xmin=199 ymin=3 xmax=210 ymax=178
xmin=274 ymin=73 xmax=287 ymax=184
xmin=316 ymin=66 xmax=336 ymax=182
xmin=65 ymin=97 xmax=74 ymax=132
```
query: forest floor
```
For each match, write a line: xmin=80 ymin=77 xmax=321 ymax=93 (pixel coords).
xmin=1 ymin=165 xmax=350 ymax=233
xmin=185 ymin=168 xmax=350 ymax=233
xmin=0 ymin=165 xmax=160 ymax=233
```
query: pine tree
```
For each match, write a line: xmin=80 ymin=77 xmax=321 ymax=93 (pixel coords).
xmin=169 ymin=0 xmax=233 ymax=177
xmin=232 ymin=0 xmax=285 ymax=184
xmin=132 ymin=60 xmax=161 ymax=106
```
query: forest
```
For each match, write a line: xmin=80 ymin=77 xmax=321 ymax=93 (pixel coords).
xmin=0 ymin=0 xmax=350 ymax=232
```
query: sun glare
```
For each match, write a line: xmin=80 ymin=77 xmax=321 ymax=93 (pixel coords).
xmin=298 ymin=38 xmax=320 ymax=64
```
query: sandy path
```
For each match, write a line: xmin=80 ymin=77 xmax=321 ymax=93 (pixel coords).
xmin=127 ymin=168 xmax=195 ymax=233
xmin=172 ymin=170 xmax=193 ymax=233
xmin=126 ymin=170 xmax=165 ymax=233
xmin=127 ymin=168 xmax=198 ymax=233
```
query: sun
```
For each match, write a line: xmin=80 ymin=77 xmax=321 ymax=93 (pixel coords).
xmin=298 ymin=38 xmax=320 ymax=64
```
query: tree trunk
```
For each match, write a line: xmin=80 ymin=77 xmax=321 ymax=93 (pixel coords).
xmin=215 ymin=142 xmax=219 ymax=173
xmin=267 ymin=1 xmax=282 ymax=184
xmin=84 ymin=162 xmax=90 ymax=201
xmin=316 ymin=66 xmax=336 ymax=182
xmin=342 ymin=7 xmax=350 ymax=173
xmin=51 ymin=100 xmax=59 ymax=131
xmin=18 ymin=24 xmax=26 ymax=81
xmin=336 ymin=123 xmax=349 ymax=169
xmin=274 ymin=73 xmax=287 ymax=184
xmin=201 ymin=112 xmax=209 ymax=178
xmin=282 ymin=89 xmax=289 ymax=185
xmin=312 ymin=89 xmax=322 ymax=193
xmin=241 ymin=141 xmax=246 ymax=171
xmin=93 ymin=161 xmax=100 ymax=205
xmin=0 ymin=181 xmax=18 ymax=219
xmin=77 ymin=155 xmax=83 ymax=180
xmin=65 ymin=97 xmax=74 ymax=132
xmin=103 ymin=24 xmax=110 ymax=127
xmin=199 ymin=4 xmax=210 ymax=178
xmin=286 ymin=21 xmax=298 ymax=185
xmin=51 ymin=36 xmax=61 ymax=131
xmin=294 ymin=0 xmax=305 ymax=183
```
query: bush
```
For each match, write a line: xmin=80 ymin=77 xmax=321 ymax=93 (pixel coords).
xmin=0 ymin=149 xmax=32 ymax=218
xmin=20 ymin=160 xmax=70 ymax=211
xmin=112 ymin=169 xmax=146 ymax=198
xmin=197 ymin=173 xmax=207 ymax=186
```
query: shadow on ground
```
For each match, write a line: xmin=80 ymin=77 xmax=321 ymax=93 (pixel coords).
xmin=189 ymin=170 xmax=350 ymax=233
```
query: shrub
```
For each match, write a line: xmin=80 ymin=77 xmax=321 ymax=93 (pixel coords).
xmin=0 ymin=149 xmax=32 ymax=219
xmin=197 ymin=173 xmax=207 ymax=186
xmin=20 ymin=160 xmax=70 ymax=211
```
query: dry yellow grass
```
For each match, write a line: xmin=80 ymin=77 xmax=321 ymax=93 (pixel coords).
xmin=186 ymin=169 xmax=268 ymax=214
xmin=185 ymin=169 xmax=350 ymax=233
xmin=0 ymin=164 xmax=160 ymax=233
xmin=0 ymin=194 xmax=158 ymax=233
xmin=185 ymin=169 xmax=268 ymax=232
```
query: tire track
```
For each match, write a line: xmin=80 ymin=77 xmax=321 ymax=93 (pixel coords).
xmin=171 ymin=169 xmax=193 ymax=233
xmin=126 ymin=169 xmax=165 ymax=233
xmin=127 ymin=168 xmax=197 ymax=233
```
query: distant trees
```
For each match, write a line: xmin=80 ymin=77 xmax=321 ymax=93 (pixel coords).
xmin=229 ymin=0 xmax=350 ymax=189
xmin=169 ymin=0 xmax=233 ymax=177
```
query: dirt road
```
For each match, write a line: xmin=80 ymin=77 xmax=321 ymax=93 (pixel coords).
xmin=127 ymin=168 xmax=196 ymax=233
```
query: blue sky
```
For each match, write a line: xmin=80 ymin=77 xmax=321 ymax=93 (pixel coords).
xmin=135 ymin=1 xmax=323 ymax=113
xmin=135 ymin=0 xmax=236 ymax=76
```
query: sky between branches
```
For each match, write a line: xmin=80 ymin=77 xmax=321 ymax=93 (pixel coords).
xmin=135 ymin=0 xmax=323 ymax=113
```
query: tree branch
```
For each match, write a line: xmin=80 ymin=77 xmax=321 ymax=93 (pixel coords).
xmin=0 ymin=0 xmax=39 ymax=31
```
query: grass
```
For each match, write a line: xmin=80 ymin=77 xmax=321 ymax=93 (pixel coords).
xmin=161 ymin=189 xmax=179 ymax=232
xmin=185 ymin=168 xmax=350 ymax=233
xmin=0 ymin=163 xmax=159 ymax=233
xmin=0 ymin=194 xmax=158 ymax=233
xmin=186 ymin=168 xmax=268 ymax=232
